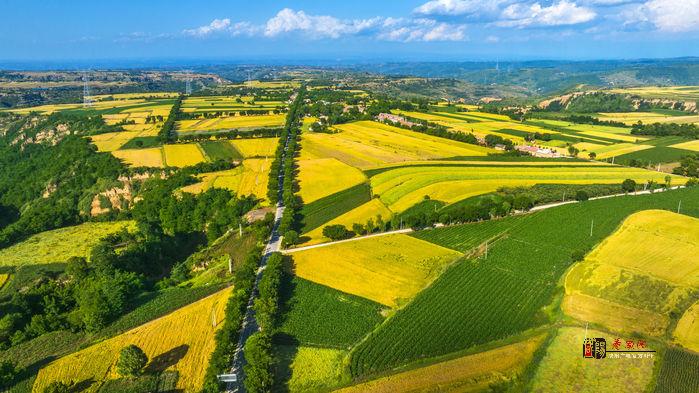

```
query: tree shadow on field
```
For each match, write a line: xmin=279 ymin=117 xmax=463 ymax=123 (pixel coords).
xmin=145 ymin=344 xmax=189 ymax=373
xmin=70 ymin=378 xmax=96 ymax=392
xmin=271 ymin=342 xmax=299 ymax=393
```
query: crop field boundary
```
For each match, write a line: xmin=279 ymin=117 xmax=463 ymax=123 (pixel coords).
xmin=283 ymin=185 xmax=689 ymax=253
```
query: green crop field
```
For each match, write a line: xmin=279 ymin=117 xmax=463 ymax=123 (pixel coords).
xmin=349 ymin=187 xmax=699 ymax=377
xmin=0 ymin=221 xmax=136 ymax=267
xmin=654 ymin=349 xmax=699 ymax=393
xmin=278 ymin=276 xmax=384 ymax=348
xmin=199 ymin=140 xmax=243 ymax=161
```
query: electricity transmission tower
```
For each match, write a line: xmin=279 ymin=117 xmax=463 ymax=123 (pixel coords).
xmin=82 ymin=72 xmax=93 ymax=108
xmin=185 ymin=70 xmax=192 ymax=95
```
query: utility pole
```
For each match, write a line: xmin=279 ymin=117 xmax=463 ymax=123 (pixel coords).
xmin=590 ymin=219 xmax=594 ymax=237
xmin=678 ymin=200 xmax=682 ymax=214
xmin=485 ymin=241 xmax=488 ymax=259
xmin=239 ymin=223 xmax=243 ymax=238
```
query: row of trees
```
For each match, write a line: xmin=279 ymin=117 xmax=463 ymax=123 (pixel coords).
xmin=157 ymin=95 xmax=182 ymax=143
xmin=381 ymin=117 xmax=481 ymax=147
xmin=177 ymin=127 xmax=282 ymax=142
xmin=320 ymin=179 xmax=664 ymax=238
xmin=201 ymin=245 xmax=265 ymax=392
xmin=244 ymin=252 xmax=285 ymax=392
xmin=630 ymin=122 xmax=699 ymax=139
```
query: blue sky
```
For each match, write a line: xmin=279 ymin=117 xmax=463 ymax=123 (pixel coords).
xmin=1 ymin=0 xmax=698 ymax=62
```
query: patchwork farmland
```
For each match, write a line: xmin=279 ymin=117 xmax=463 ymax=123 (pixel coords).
xmin=3 ymin=71 xmax=699 ymax=393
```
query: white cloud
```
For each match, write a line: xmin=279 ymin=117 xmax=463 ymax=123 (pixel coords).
xmin=377 ymin=18 xmax=468 ymax=41
xmin=264 ymin=8 xmax=380 ymax=38
xmin=414 ymin=0 xmax=506 ymax=16
xmin=183 ymin=19 xmax=260 ymax=37
xmin=183 ymin=18 xmax=231 ymax=36
xmin=498 ymin=1 xmax=596 ymax=27
xmin=627 ymin=0 xmax=699 ymax=32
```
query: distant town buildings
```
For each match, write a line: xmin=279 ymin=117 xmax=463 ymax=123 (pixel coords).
xmin=515 ymin=144 xmax=562 ymax=158
xmin=376 ymin=113 xmax=417 ymax=127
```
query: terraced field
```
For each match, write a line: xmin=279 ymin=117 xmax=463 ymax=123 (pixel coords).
xmin=597 ymin=112 xmax=699 ymax=125
xmin=563 ymin=210 xmax=699 ymax=337
xmin=370 ymin=163 xmax=681 ymax=212
xmin=32 ymin=287 xmax=231 ymax=392
xmin=289 ymin=234 xmax=462 ymax=308
xmin=181 ymin=96 xmax=284 ymax=113
xmin=300 ymin=121 xmax=493 ymax=169
xmin=609 ymin=86 xmax=699 ymax=100
xmin=0 ymin=221 xmax=136 ymax=267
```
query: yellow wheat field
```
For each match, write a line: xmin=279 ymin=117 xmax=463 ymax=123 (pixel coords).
xmin=229 ymin=138 xmax=278 ymax=157
xmin=301 ymin=121 xmax=493 ymax=170
xmin=337 ymin=335 xmax=545 ymax=393
xmin=33 ymin=287 xmax=231 ymax=393
xmin=573 ymin=142 xmax=654 ymax=159
xmin=179 ymin=168 xmax=244 ymax=194
xmin=89 ymin=131 xmax=142 ymax=152
xmin=297 ymin=158 xmax=366 ymax=204
xmin=285 ymin=346 xmax=347 ymax=393
xmin=302 ymin=199 xmax=392 ymax=244
xmin=584 ymin=210 xmax=699 ymax=286
xmin=370 ymin=166 xmax=684 ymax=212
xmin=670 ymin=139 xmax=699 ymax=152
xmin=238 ymin=158 xmax=271 ymax=202
xmin=163 ymin=144 xmax=207 ymax=167
xmin=177 ymin=114 xmax=286 ymax=132
xmin=112 ymin=147 xmax=164 ymax=167
xmin=563 ymin=210 xmax=699 ymax=337
xmin=597 ymin=112 xmax=699 ymax=126
xmin=0 ymin=274 xmax=9 ymax=289
xmin=674 ymin=302 xmax=699 ymax=352
xmin=290 ymin=234 xmax=461 ymax=307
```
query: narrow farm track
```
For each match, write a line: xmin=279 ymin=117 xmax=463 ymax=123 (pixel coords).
xmin=226 ymin=119 xmax=292 ymax=393
xmin=282 ymin=185 xmax=687 ymax=254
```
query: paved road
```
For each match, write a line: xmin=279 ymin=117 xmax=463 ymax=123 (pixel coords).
xmin=226 ymin=130 xmax=291 ymax=392
xmin=282 ymin=186 xmax=687 ymax=254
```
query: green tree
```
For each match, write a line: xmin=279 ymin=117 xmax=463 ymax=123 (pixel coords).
xmin=567 ymin=145 xmax=579 ymax=157
xmin=322 ymin=225 xmax=351 ymax=241
xmin=664 ymin=175 xmax=672 ymax=188
xmin=575 ymin=190 xmax=589 ymax=201
xmin=117 ymin=344 xmax=148 ymax=377
xmin=282 ymin=230 xmax=299 ymax=248
xmin=0 ymin=360 xmax=19 ymax=388
xmin=513 ymin=195 xmax=534 ymax=211
xmin=42 ymin=381 xmax=71 ymax=393
xmin=243 ymin=332 xmax=274 ymax=393
xmin=621 ymin=179 xmax=637 ymax=193
xmin=588 ymin=152 xmax=597 ymax=160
